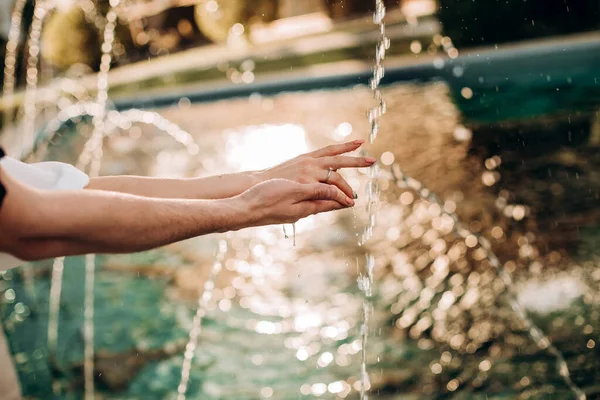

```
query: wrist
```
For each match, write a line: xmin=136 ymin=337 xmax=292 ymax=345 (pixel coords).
xmin=248 ymin=170 xmax=266 ymax=187
xmin=219 ymin=196 xmax=254 ymax=232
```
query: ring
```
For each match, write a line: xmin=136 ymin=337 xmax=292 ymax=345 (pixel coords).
xmin=326 ymin=168 xmax=334 ymax=182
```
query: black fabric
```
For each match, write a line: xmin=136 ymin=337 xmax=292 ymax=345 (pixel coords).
xmin=0 ymin=147 xmax=6 ymax=209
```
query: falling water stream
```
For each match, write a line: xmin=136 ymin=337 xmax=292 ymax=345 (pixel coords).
xmin=21 ymin=0 xmax=48 ymax=155
xmin=177 ymin=240 xmax=228 ymax=400
xmin=357 ymin=1 xmax=389 ymax=398
xmin=2 ymin=0 xmax=27 ymax=127
xmin=79 ymin=3 xmax=120 ymax=399
xmin=3 ymin=1 xmax=224 ymax=399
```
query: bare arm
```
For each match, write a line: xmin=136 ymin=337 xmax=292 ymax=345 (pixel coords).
xmin=86 ymin=141 xmax=375 ymax=200
xmin=0 ymin=167 xmax=352 ymax=261
xmin=0 ymin=168 xmax=246 ymax=259
xmin=87 ymin=171 xmax=261 ymax=200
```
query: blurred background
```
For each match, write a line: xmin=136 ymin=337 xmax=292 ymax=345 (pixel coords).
xmin=1 ymin=0 xmax=600 ymax=399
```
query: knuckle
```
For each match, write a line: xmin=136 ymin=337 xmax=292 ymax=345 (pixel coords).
xmin=317 ymin=186 xmax=329 ymax=199
xmin=326 ymin=186 xmax=337 ymax=198
xmin=300 ymin=164 xmax=311 ymax=174
xmin=298 ymin=176 xmax=308 ymax=184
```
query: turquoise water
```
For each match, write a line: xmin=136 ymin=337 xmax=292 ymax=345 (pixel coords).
xmin=2 ymin=75 xmax=600 ymax=399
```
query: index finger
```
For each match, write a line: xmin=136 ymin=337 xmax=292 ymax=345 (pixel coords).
xmin=309 ymin=140 xmax=365 ymax=158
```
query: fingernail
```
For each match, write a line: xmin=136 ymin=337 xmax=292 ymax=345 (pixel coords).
xmin=352 ymin=191 xmax=358 ymax=199
xmin=346 ymin=197 xmax=355 ymax=206
xmin=353 ymin=139 xmax=365 ymax=145
xmin=366 ymin=157 xmax=377 ymax=163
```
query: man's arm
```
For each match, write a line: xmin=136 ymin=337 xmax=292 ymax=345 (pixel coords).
xmin=0 ymin=167 xmax=352 ymax=261
xmin=0 ymin=168 xmax=247 ymax=260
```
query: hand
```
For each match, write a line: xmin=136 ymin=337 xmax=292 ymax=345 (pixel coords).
xmin=235 ymin=178 xmax=354 ymax=228
xmin=258 ymin=140 xmax=376 ymax=199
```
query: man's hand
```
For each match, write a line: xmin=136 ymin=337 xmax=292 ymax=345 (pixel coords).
xmin=0 ymin=173 xmax=354 ymax=261
xmin=258 ymin=140 xmax=376 ymax=199
xmin=234 ymin=178 xmax=354 ymax=228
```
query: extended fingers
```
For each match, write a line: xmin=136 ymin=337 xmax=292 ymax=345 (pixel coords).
xmin=319 ymin=155 xmax=376 ymax=170
xmin=309 ymin=140 xmax=365 ymax=158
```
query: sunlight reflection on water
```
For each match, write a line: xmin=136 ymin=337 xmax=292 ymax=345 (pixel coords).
xmin=225 ymin=124 xmax=308 ymax=171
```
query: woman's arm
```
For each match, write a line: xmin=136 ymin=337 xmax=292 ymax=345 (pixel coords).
xmin=86 ymin=141 xmax=374 ymax=200
xmin=0 ymin=167 xmax=352 ymax=261
xmin=87 ymin=171 xmax=261 ymax=200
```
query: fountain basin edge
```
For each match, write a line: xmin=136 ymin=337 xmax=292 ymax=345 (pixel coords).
xmin=112 ymin=32 xmax=600 ymax=124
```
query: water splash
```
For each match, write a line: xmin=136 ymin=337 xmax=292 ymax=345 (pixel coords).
xmin=21 ymin=1 xmax=48 ymax=156
xmin=47 ymin=257 xmax=64 ymax=355
xmin=2 ymin=1 xmax=199 ymax=398
xmin=177 ymin=239 xmax=228 ymax=400
xmin=2 ymin=0 xmax=27 ymax=127
xmin=390 ymin=163 xmax=586 ymax=400
xmin=44 ymin=107 xmax=198 ymax=382
xmin=82 ymin=253 xmax=96 ymax=400
xmin=81 ymin=5 xmax=120 ymax=399
xmin=367 ymin=0 xmax=390 ymax=145
xmin=282 ymin=224 xmax=297 ymax=246
xmin=358 ymin=2 xmax=389 ymax=399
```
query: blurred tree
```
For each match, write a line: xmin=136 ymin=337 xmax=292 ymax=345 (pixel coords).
xmin=40 ymin=3 xmax=133 ymax=72
xmin=41 ymin=6 xmax=102 ymax=70
xmin=0 ymin=1 xmax=34 ymax=84
xmin=0 ymin=0 xmax=34 ymax=128
xmin=193 ymin=0 xmax=278 ymax=44
xmin=439 ymin=0 xmax=600 ymax=48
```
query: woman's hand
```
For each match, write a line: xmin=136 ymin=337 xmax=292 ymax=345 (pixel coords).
xmin=257 ymin=140 xmax=376 ymax=199
xmin=234 ymin=178 xmax=354 ymax=228
xmin=85 ymin=141 xmax=375 ymax=202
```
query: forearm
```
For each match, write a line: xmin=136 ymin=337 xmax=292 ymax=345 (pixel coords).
xmin=10 ymin=188 xmax=251 ymax=259
xmin=87 ymin=171 xmax=262 ymax=200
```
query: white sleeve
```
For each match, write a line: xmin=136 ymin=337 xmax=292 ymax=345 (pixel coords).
xmin=0 ymin=157 xmax=90 ymax=191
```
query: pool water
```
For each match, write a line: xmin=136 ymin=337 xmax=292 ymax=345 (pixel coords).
xmin=2 ymin=78 xmax=600 ymax=399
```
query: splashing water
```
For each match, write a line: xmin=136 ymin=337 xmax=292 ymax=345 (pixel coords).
xmin=2 ymin=0 xmax=27 ymax=127
xmin=416 ymin=17 xmax=585 ymax=400
xmin=3 ymin=1 xmax=198 ymax=398
xmin=46 ymin=257 xmax=64 ymax=355
xmin=357 ymin=1 xmax=389 ymax=399
xmin=367 ymin=1 xmax=390 ymax=146
xmin=2 ymin=1 xmax=586 ymax=398
xmin=21 ymin=1 xmax=48 ymax=156
xmin=82 ymin=4 xmax=119 ymax=399
xmin=41 ymin=2 xmax=122 ymax=398
xmin=44 ymin=108 xmax=198 ymax=393
xmin=178 ymin=240 xmax=228 ymax=400
xmin=81 ymin=5 xmax=121 ymax=399
xmin=390 ymin=164 xmax=586 ymax=400
xmin=282 ymin=224 xmax=297 ymax=246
